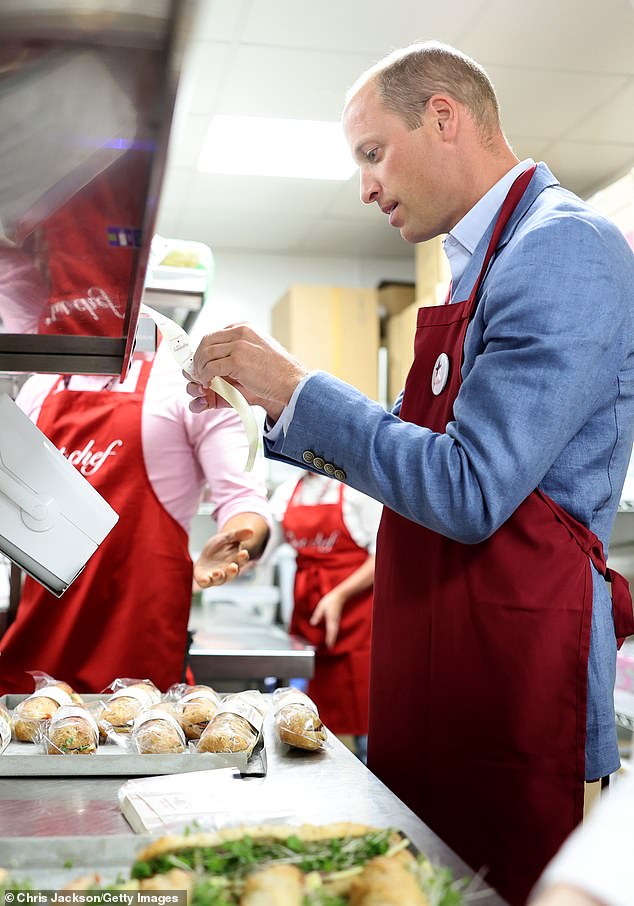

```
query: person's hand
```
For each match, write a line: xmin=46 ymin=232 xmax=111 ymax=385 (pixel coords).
xmin=182 ymin=372 xmax=230 ymax=411
xmin=193 ymin=527 xmax=254 ymax=588
xmin=187 ymin=323 xmax=308 ymax=421
xmin=310 ymin=589 xmax=345 ymax=649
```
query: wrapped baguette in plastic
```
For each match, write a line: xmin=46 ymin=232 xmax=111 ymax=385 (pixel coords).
xmin=196 ymin=691 xmax=266 ymax=755
xmin=28 ymin=672 xmax=84 ymax=705
xmin=13 ymin=677 xmax=83 ymax=742
xmin=99 ymin=679 xmax=161 ymax=736
xmin=46 ymin=705 xmax=99 ymax=755
xmin=176 ymin=685 xmax=221 ymax=740
xmin=273 ymin=687 xmax=327 ymax=752
xmin=132 ymin=707 xmax=187 ymax=754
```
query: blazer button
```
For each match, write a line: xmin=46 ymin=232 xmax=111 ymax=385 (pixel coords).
xmin=313 ymin=456 xmax=325 ymax=470
xmin=323 ymin=463 xmax=336 ymax=475
xmin=302 ymin=450 xmax=315 ymax=464
xmin=334 ymin=469 xmax=346 ymax=481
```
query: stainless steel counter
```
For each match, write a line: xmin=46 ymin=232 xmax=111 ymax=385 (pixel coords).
xmin=0 ymin=711 xmax=505 ymax=903
xmin=188 ymin=623 xmax=315 ymax=681
xmin=0 ymin=601 xmax=314 ymax=686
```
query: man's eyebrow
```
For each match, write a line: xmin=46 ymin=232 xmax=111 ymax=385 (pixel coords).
xmin=352 ymin=140 xmax=372 ymax=161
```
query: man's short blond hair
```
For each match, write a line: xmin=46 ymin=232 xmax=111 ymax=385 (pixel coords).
xmin=347 ymin=41 xmax=501 ymax=139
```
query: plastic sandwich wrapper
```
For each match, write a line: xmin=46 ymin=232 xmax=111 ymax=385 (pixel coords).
xmin=140 ymin=303 xmax=258 ymax=472
xmin=0 ymin=394 xmax=119 ymax=597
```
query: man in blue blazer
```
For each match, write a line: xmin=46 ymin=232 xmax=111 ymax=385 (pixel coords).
xmin=188 ymin=41 xmax=634 ymax=905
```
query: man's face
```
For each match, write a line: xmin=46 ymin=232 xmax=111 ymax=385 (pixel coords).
xmin=342 ymin=80 xmax=450 ymax=243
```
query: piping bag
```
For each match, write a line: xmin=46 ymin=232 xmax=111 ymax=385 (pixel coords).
xmin=140 ymin=303 xmax=258 ymax=472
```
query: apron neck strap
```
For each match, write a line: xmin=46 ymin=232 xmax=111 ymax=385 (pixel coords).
xmin=467 ymin=164 xmax=537 ymax=304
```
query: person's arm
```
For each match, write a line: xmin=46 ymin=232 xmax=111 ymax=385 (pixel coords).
xmin=267 ymin=215 xmax=632 ymax=540
xmin=309 ymin=554 xmax=375 ymax=649
xmin=188 ymin=214 xmax=632 ymax=542
xmin=532 ymin=886 xmax=604 ymax=906
xmin=530 ymin=771 xmax=634 ymax=906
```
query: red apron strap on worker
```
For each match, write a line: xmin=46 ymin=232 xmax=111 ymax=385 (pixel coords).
xmin=606 ymin=569 xmax=634 ymax=647
xmin=538 ymin=488 xmax=634 ymax=647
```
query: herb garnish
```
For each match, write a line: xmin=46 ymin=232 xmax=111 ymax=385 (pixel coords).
xmin=131 ymin=830 xmax=393 ymax=881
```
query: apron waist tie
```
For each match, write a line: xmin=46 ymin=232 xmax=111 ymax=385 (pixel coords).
xmin=539 ymin=489 xmax=633 ymax=649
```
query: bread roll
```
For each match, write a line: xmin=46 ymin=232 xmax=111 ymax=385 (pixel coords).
xmin=47 ymin=706 xmax=99 ymax=755
xmin=196 ymin=711 xmax=257 ymax=754
xmin=273 ymin=687 xmax=326 ymax=751
xmin=132 ymin=708 xmax=186 ymax=754
xmin=53 ymin=681 xmax=84 ymax=705
xmin=178 ymin=686 xmax=221 ymax=740
xmin=99 ymin=681 xmax=161 ymax=735
xmin=0 ymin=703 xmax=11 ymax=753
xmin=13 ymin=684 xmax=76 ymax=742
xmin=277 ymin=704 xmax=327 ymax=751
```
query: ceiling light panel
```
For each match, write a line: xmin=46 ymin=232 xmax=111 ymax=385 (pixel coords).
xmin=198 ymin=115 xmax=357 ymax=180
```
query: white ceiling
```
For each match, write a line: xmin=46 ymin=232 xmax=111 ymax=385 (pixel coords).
xmin=156 ymin=0 xmax=634 ymax=260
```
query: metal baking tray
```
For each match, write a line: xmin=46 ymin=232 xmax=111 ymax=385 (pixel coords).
xmin=0 ymin=835 xmax=153 ymax=887
xmin=0 ymin=694 xmax=267 ymax=778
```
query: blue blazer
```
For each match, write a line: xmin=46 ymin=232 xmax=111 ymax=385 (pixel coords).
xmin=265 ymin=162 xmax=634 ymax=777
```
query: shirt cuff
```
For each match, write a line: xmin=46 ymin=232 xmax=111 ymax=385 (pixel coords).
xmin=264 ymin=373 xmax=313 ymax=440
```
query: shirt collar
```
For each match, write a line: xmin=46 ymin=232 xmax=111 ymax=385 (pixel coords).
xmin=443 ymin=158 xmax=535 ymax=288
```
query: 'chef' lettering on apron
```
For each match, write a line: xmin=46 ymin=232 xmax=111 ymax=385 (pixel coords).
xmin=59 ymin=438 xmax=123 ymax=476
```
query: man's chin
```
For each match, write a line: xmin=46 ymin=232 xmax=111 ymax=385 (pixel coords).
xmin=399 ymin=225 xmax=419 ymax=244
xmin=401 ymin=224 xmax=440 ymax=244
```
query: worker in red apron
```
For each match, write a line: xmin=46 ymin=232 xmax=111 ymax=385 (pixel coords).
xmin=0 ymin=350 xmax=270 ymax=694
xmin=370 ymin=165 xmax=634 ymax=904
xmin=0 ymin=360 xmax=190 ymax=690
xmin=276 ymin=472 xmax=379 ymax=746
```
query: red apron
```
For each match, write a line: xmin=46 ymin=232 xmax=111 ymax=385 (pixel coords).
xmin=284 ymin=479 xmax=373 ymax=735
xmin=32 ymin=150 xmax=151 ymax=338
xmin=369 ymin=167 xmax=634 ymax=905
xmin=0 ymin=359 xmax=193 ymax=693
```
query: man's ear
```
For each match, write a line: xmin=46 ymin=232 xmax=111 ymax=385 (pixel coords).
xmin=427 ymin=94 xmax=457 ymax=139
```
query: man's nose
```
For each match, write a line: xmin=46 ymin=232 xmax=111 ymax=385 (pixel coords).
xmin=360 ymin=170 xmax=379 ymax=205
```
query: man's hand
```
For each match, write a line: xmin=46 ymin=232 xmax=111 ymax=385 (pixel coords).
xmin=193 ymin=527 xmax=254 ymax=588
xmin=186 ymin=323 xmax=308 ymax=420
xmin=309 ymin=589 xmax=345 ymax=649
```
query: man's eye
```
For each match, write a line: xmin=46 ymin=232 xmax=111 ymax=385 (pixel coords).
xmin=366 ymin=148 xmax=379 ymax=162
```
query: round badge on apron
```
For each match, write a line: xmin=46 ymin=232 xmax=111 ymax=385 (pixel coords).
xmin=431 ymin=353 xmax=450 ymax=395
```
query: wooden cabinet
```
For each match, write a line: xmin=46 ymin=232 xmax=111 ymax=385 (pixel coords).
xmin=271 ymin=284 xmax=380 ymax=399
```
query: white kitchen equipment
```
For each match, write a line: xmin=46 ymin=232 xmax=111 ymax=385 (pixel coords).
xmin=0 ymin=394 xmax=119 ymax=596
